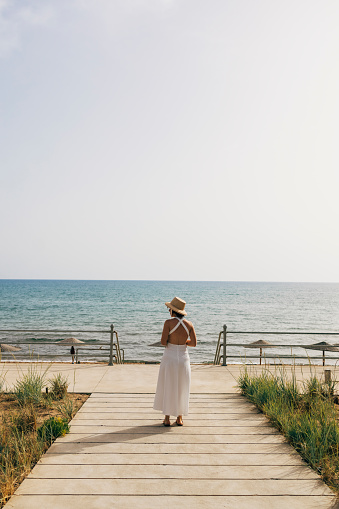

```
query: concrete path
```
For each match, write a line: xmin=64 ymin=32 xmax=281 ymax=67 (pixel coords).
xmin=4 ymin=364 xmax=339 ymax=508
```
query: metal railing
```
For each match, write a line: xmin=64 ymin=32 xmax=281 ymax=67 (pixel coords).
xmin=0 ymin=324 xmax=124 ymax=365
xmin=214 ymin=325 xmax=339 ymax=366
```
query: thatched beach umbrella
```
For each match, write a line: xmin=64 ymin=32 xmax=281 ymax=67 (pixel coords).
xmin=56 ymin=337 xmax=85 ymax=345
xmin=304 ymin=341 xmax=339 ymax=366
xmin=0 ymin=343 xmax=22 ymax=352
xmin=245 ymin=339 xmax=275 ymax=365
xmin=56 ymin=337 xmax=85 ymax=363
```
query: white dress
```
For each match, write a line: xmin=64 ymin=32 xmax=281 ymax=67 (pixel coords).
xmin=153 ymin=317 xmax=191 ymax=416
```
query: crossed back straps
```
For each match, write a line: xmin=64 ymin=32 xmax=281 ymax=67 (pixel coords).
xmin=168 ymin=317 xmax=190 ymax=339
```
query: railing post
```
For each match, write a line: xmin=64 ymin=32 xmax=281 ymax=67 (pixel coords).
xmin=109 ymin=324 xmax=114 ymax=366
xmin=222 ymin=324 xmax=227 ymax=366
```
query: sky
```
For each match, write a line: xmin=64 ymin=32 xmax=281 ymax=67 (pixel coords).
xmin=1 ymin=0 xmax=339 ymax=282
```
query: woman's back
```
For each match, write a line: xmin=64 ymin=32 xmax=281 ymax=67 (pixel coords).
xmin=166 ymin=317 xmax=193 ymax=345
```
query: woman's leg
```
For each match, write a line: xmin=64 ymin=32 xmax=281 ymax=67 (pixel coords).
xmin=176 ymin=415 xmax=183 ymax=426
xmin=163 ymin=415 xmax=171 ymax=426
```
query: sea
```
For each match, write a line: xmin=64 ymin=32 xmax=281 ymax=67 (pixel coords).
xmin=1 ymin=280 xmax=339 ymax=364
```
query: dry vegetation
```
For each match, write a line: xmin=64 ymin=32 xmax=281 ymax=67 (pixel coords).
xmin=0 ymin=368 xmax=89 ymax=507
xmin=0 ymin=392 xmax=88 ymax=427
xmin=238 ymin=367 xmax=339 ymax=493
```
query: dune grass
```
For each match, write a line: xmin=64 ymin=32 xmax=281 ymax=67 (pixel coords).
xmin=12 ymin=365 xmax=48 ymax=406
xmin=0 ymin=368 xmax=88 ymax=507
xmin=48 ymin=373 xmax=69 ymax=400
xmin=238 ymin=367 xmax=339 ymax=492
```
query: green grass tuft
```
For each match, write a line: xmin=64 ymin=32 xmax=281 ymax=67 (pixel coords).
xmin=13 ymin=366 xmax=47 ymax=406
xmin=57 ymin=397 xmax=76 ymax=420
xmin=37 ymin=416 xmax=69 ymax=444
xmin=238 ymin=367 xmax=339 ymax=492
xmin=48 ymin=373 xmax=69 ymax=400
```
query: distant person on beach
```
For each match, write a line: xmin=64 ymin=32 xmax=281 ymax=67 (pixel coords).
xmin=70 ymin=346 xmax=75 ymax=364
xmin=153 ymin=297 xmax=197 ymax=426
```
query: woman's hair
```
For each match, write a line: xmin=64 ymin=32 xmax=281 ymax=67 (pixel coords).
xmin=172 ymin=310 xmax=185 ymax=319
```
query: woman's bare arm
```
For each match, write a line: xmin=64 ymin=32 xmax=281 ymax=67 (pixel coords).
xmin=161 ymin=320 xmax=170 ymax=346
xmin=186 ymin=324 xmax=197 ymax=347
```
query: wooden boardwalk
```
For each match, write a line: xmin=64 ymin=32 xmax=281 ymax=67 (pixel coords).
xmin=5 ymin=388 xmax=337 ymax=508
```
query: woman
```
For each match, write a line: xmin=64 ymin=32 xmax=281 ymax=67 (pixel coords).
xmin=153 ymin=296 xmax=197 ymax=426
xmin=70 ymin=345 xmax=75 ymax=364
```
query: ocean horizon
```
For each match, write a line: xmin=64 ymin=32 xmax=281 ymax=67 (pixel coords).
xmin=1 ymin=279 xmax=339 ymax=364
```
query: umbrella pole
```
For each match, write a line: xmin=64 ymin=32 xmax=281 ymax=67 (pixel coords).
xmin=323 ymin=350 xmax=325 ymax=367
xmin=260 ymin=347 xmax=262 ymax=365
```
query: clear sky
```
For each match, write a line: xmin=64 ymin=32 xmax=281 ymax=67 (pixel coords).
xmin=1 ymin=0 xmax=339 ymax=282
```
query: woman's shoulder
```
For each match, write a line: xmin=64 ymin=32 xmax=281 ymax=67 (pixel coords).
xmin=183 ymin=318 xmax=193 ymax=328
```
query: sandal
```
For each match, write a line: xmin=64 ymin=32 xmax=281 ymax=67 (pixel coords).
xmin=176 ymin=418 xmax=183 ymax=426
xmin=163 ymin=419 xmax=171 ymax=427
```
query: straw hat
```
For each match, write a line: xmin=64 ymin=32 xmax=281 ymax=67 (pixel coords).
xmin=165 ymin=296 xmax=187 ymax=316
